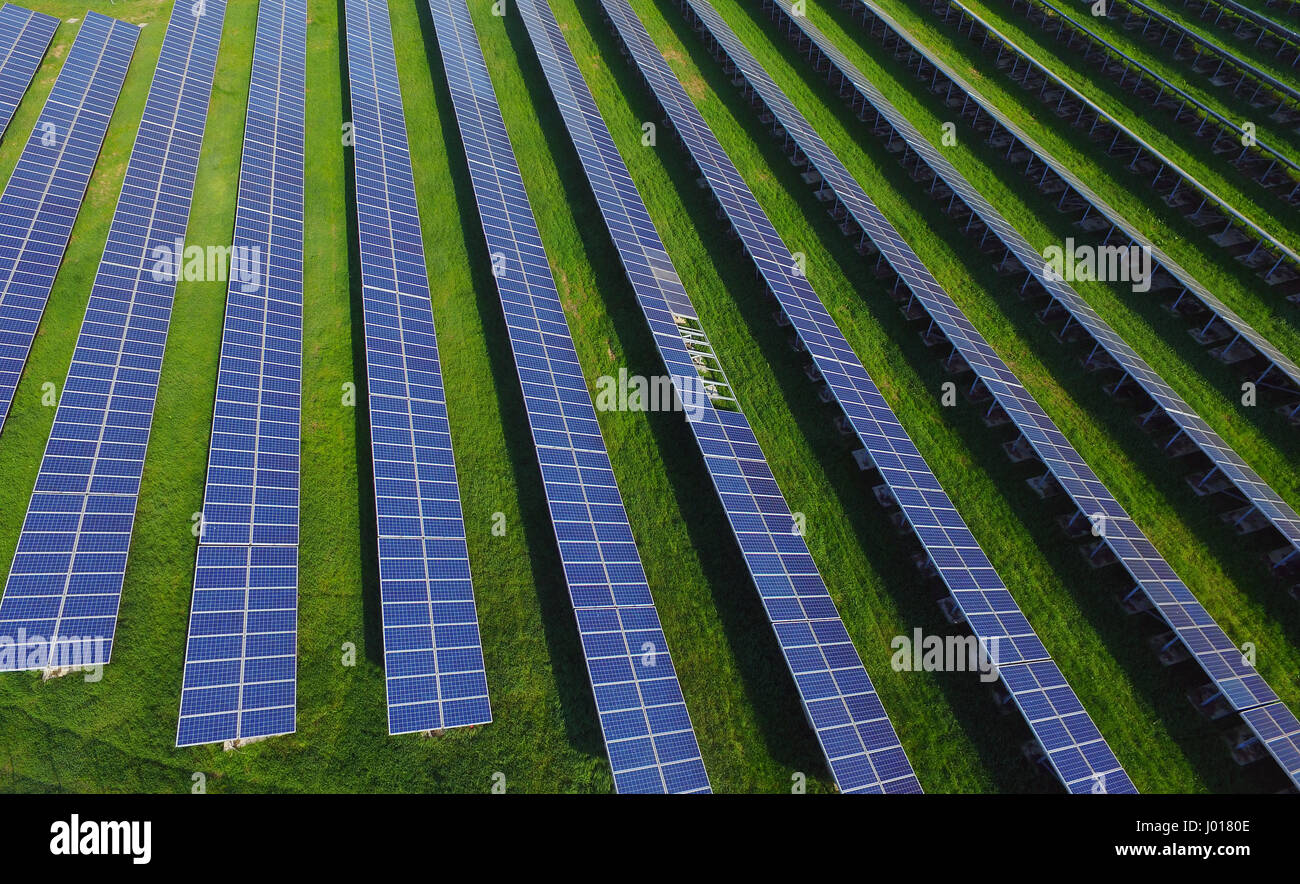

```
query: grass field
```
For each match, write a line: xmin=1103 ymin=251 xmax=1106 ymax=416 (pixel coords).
xmin=0 ymin=0 xmax=1295 ymax=793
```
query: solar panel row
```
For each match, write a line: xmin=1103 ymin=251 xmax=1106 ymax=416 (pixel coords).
xmin=1031 ymin=0 xmax=1300 ymax=183
xmin=926 ymin=0 xmax=1298 ymax=287
xmin=425 ymin=0 xmax=709 ymax=793
xmin=0 ymin=4 xmax=58 ymax=141
xmin=853 ymin=0 xmax=1300 ymax=421
xmin=176 ymin=0 xmax=307 ymax=749
xmin=517 ymin=0 xmax=921 ymax=795
xmin=604 ymin=0 xmax=1134 ymax=793
xmin=700 ymin=0 xmax=1300 ymax=789
xmin=1097 ymin=0 xmax=1300 ymax=110
xmin=342 ymin=0 xmax=490 ymax=736
xmin=763 ymin=1 xmax=1300 ymax=582
xmin=1194 ymin=0 xmax=1300 ymax=50
xmin=0 ymin=0 xmax=226 ymax=672
xmin=0 ymin=12 xmax=138 ymax=436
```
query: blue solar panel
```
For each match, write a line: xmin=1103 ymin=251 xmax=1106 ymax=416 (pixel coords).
xmin=694 ymin=0 xmax=1294 ymax=788
xmin=0 ymin=13 xmax=137 ymax=436
xmin=604 ymin=0 xmax=1136 ymax=793
xmin=176 ymin=0 xmax=306 ymax=748
xmin=0 ymin=1 xmax=225 ymax=672
xmin=764 ymin=1 xmax=1300 ymax=601
xmin=517 ymin=0 xmax=920 ymax=794
xmin=425 ymin=0 xmax=708 ymax=793
xmin=1240 ymin=703 xmax=1300 ymax=783
xmin=342 ymin=0 xmax=490 ymax=735
xmin=914 ymin=0 xmax=1300 ymax=402
xmin=0 ymin=4 xmax=58 ymax=142
xmin=1100 ymin=0 xmax=1300 ymax=110
xmin=1040 ymin=0 xmax=1299 ymax=182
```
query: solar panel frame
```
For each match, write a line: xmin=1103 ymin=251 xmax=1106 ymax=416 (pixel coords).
xmin=689 ymin=0 xmax=1294 ymax=788
xmin=1033 ymin=0 xmax=1300 ymax=178
xmin=0 ymin=0 xmax=226 ymax=673
xmin=175 ymin=0 xmax=307 ymax=749
xmin=425 ymin=0 xmax=709 ymax=794
xmin=907 ymin=0 xmax=1300 ymax=401
xmin=0 ymin=4 xmax=59 ymax=142
xmin=0 ymin=12 xmax=138 ymax=437
xmin=342 ymin=0 xmax=490 ymax=736
xmin=1098 ymin=0 xmax=1300 ymax=109
xmin=602 ymin=0 xmax=1134 ymax=794
xmin=517 ymin=0 xmax=920 ymax=795
xmin=763 ymin=0 xmax=1300 ymax=590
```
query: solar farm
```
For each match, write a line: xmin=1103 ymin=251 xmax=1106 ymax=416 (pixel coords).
xmin=0 ymin=0 xmax=1297 ymax=796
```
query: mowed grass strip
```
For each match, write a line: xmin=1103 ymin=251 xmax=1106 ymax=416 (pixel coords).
xmin=950 ymin=0 xmax=1300 ymax=248
xmin=1137 ymin=0 xmax=1300 ymax=95
xmin=789 ymin=0 xmax=1300 ymax=509
xmin=848 ymin=0 xmax=1300 ymax=370
xmin=625 ymin=0 xmax=1300 ymax=790
xmin=1 ymin=0 xmax=1290 ymax=794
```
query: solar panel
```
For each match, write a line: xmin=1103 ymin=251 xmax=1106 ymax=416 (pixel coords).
xmin=0 ymin=1 xmax=225 ymax=673
xmin=517 ymin=0 xmax=920 ymax=794
xmin=1036 ymin=0 xmax=1300 ymax=184
xmin=0 ymin=4 xmax=58 ymax=142
xmin=602 ymin=0 xmax=1134 ymax=793
xmin=685 ymin=0 xmax=1296 ymax=788
xmin=914 ymin=0 xmax=1300 ymax=402
xmin=424 ymin=0 xmax=709 ymax=794
xmin=764 ymin=1 xmax=1300 ymax=594
xmin=176 ymin=0 xmax=306 ymax=748
xmin=1215 ymin=0 xmax=1300 ymax=44
xmin=1099 ymin=0 xmax=1300 ymax=110
xmin=1240 ymin=702 xmax=1300 ymax=783
xmin=0 ymin=12 xmax=138 ymax=437
xmin=342 ymin=0 xmax=490 ymax=735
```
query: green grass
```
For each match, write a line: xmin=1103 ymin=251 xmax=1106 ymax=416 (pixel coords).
xmin=617 ymin=0 xmax=1300 ymax=790
xmin=0 ymin=0 xmax=1295 ymax=794
xmin=1048 ymin=0 xmax=1300 ymax=156
xmin=788 ymin=1 xmax=1299 ymax=503
xmin=845 ymin=0 xmax=1300 ymax=382
xmin=1139 ymin=0 xmax=1300 ymax=97
xmin=948 ymin=0 xmax=1300 ymax=248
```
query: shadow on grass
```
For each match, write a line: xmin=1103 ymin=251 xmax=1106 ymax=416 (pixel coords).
xmin=734 ymin=0 xmax=1300 ymax=656
xmin=742 ymin=0 xmax=1300 ymax=656
xmin=811 ymin=0 xmax=1300 ymax=447
xmin=501 ymin=4 xmax=832 ymax=783
xmin=413 ymin=0 xmax=605 ymax=761
xmin=652 ymin=0 xmax=1288 ymax=789
xmin=336 ymin=0 xmax=384 ymax=668
xmin=564 ymin=0 xmax=1064 ymax=790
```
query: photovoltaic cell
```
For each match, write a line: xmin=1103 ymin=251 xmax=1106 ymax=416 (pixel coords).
xmin=176 ymin=0 xmax=306 ymax=748
xmin=0 ymin=4 xmax=58 ymax=142
xmin=0 ymin=12 xmax=138 ymax=436
xmin=684 ymin=0 xmax=1295 ymax=789
xmin=1240 ymin=703 xmax=1300 ymax=784
xmin=900 ymin=0 xmax=1300 ymax=400
xmin=425 ymin=0 xmax=708 ymax=793
xmin=0 ymin=1 xmax=225 ymax=672
xmin=764 ymin=1 xmax=1300 ymax=599
xmin=342 ymin=0 xmax=490 ymax=735
xmin=517 ymin=0 xmax=919 ymax=794
xmin=604 ymin=0 xmax=1134 ymax=793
